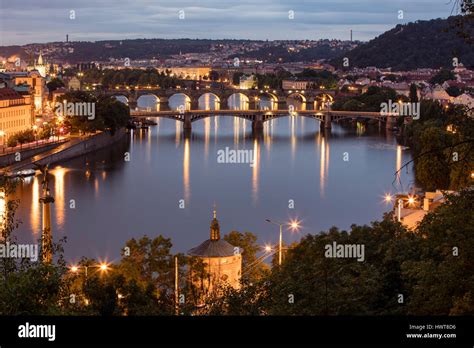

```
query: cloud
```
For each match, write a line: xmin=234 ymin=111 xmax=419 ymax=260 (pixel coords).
xmin=0 ymin=0 xmax=453 ymax=45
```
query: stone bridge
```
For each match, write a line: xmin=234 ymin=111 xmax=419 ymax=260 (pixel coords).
xmin=130 ymin=109 xmax=400 ymax=131
xmin=96 ymin=87 xmax=337 ymax=111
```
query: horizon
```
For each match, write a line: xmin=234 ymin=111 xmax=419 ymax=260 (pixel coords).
xmin=0 ymin=0 xmax=457 ymax=46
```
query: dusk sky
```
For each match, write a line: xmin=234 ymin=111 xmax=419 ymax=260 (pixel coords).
xmin=0 ymin=0 xmax=458 ymax=45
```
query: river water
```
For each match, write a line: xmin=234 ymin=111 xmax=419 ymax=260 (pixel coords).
xmin=10 ymin=94 xmax=413 ymax=263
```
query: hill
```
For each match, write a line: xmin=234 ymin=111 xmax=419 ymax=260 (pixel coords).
xmin=331 ymin=16 xmax=473 ymax=70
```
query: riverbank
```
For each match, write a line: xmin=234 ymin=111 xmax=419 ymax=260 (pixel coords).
xmin=1 ymin=129 xmax=127 ymax=174
xmin=0 ymin=139 xmax=68 ymax=167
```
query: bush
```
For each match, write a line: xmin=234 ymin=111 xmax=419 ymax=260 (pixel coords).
xmin=6 ymin=129 xmax=36 ymax=147
xmin=7 ymin=137 xmax=18 ymax=147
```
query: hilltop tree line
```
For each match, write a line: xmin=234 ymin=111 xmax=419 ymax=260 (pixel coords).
xmin=332 ymin=16 xmax=474 ymax=70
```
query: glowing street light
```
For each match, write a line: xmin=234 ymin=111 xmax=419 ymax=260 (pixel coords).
xmin=407 ymin=196 xmax=415 ymax=205
xmin=264 ymin=245 xmax=272 ymax=253
xmin=289 ymin=219 xmax=301 ymax=231
xmin=266 ymin=218 xmax=302 ymax=266
xmin=69 ymin=262 xmax=110 ymax=277
xmin=384 ymin=194 xmax=393 ymax=203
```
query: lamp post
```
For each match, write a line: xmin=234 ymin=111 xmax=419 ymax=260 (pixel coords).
xmin=397 ymin=198 xmax=403 ymax=222
xmin=265 ymin=218 xmax=300 ymax=266
xmin=70 ymin=262 xmax=109 ymax=279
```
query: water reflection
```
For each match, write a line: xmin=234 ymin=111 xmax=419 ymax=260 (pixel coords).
xmin=319 ymin=134 xmax=330 ymax=197
xmin=51 ymin=166 xmax=66 ymax=228
xmin=183 ymin=136 xmax=190 ymax=204
xmin=30 ymin=176 xmax=40 ymax=234
xmin=199 ymin=93 xmax=219 ymax=110
xmin=251 ymin=138 xmax=260 ymax=205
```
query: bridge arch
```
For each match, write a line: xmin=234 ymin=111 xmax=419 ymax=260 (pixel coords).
xmin=256 ymin=91 xmax=278 ymax=110
xmin=314 ymin=93 xmax=334 ymax=111
xmin=286 ymin=92 xmax=307 ymax=111
xmin=113 ymin=95 xmax=129 ymax=105
xmin=169 ymin=93 xmax=192 ymax=111
xmin=227 ymin=93 xmax=250 ymax=110
xmin=198 ymin=93 xmax=220 ymax=110
xmin=137 ymin=94 xmax=160 ymax=112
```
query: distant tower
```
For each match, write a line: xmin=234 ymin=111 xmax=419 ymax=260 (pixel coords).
xmin=350 ymin=29 xmax=353 ymax=42
xmin=27 ymin=50 xmax=47 ymax=77
xmin=37 ymin=51 xmax=43 ymax=66
xmin=187 ymin=209 xmax=242 ymax=300
xmin=39 ymin=166 xmax=55 ymax=263
xmin=66 ymin=34 xmax=69 ymax=43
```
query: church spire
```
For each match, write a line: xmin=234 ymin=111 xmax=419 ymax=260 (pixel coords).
xmin=210 ymin=207 xmax=220 ymax=241
xmin=38 ymin=51 xmax=44 ymax=65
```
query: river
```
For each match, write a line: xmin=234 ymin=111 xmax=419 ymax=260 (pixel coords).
xmin=10 ymin=94 xmax=413 ymax=262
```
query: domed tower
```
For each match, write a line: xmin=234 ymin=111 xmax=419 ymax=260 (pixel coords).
xmin=187 ymin=209 xmax=242 ymax=297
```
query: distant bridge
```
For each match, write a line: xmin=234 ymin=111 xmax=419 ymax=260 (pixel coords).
xmin=130 ymin=109 xmax=400 ymax=130
xmin=95 ymin=87 xmax=337 ymax=111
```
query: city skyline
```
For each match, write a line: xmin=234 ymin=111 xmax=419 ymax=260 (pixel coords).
xmin=0 ymin=0 xmax=458 ymax=45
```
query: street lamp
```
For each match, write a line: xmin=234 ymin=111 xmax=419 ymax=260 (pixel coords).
xmin=265 ymin=218 xmax=301 ymax=266
xmin=69 ymin=262 xmax=110 ymax=277
xmin=397 ymin=198 xmax=403 ymax=222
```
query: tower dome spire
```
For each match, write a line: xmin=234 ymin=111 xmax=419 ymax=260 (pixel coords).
xmin=38 ymin=51 xmax=44 ymax=65
xmin=210 ymin=207 xmax=220 ymax=241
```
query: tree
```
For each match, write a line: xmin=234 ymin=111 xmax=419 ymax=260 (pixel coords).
xmin=430 ymin=69 xmax=456 ymax=85
xmin=232 ymin=72 xmax=244 ymax=86
xmin=409 ymin=83 xmax=418 ymax=103
xmin=209 ymin=70 xmax=220 ymax=82
xmin=46 ymin=77 xmax=65 ymax=93
xmin=446 ymin=85 xmax=463 ymax=97
xmin=55 ymin=91 xmax=129 ymax=135
xmin=223 ymin=231 xmax=268 ymax=282
xmin=404 ymin=190 xmax=474 ymax=315
xmin=0 ymin=177 xmax=70 ymax=315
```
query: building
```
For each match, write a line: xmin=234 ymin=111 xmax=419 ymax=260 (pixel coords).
xmin=187 ymin=210 xmax=242 ymax=299
xmin=67 ymin=76 xmax=81 ymax=91
xmin=239 ymin=74 xmax=256 ymax=89
xmin=156 ymin=66 xmax=211 ymax=80
xmin=424 ymin=85 xmax=452 ymax=104
xmin=453 ymin=93 xmax=474 ymax=114
xmin=0 ymin=87 xmax=34 ymax=144
xmin=282 ymin=78 xmax=310 ymax=90
xmin=27 ymin=51 xmax=47 ymax=78
xmin=13 ymin=71 xmax=47 ymax=113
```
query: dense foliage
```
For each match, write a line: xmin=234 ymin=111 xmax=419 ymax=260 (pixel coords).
xmin=332 ymin=86 xmax=402 ymax=112
xmin=332 ymin=16 xmax=474 ymax=70
xmin=55 ymin=91 xmax=130 ymax=135
xmin=207 ymin=190 xmax=474 ymax=315
xmin=403 ymin=100 xmax=474 ymax=190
